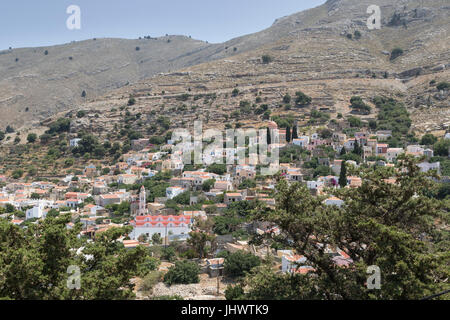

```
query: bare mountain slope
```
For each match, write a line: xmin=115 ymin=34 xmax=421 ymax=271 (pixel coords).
xmin=0 ymin=36 xmax=213 ymax=128
xmin=0 ymin=0 xmax=448 ymax=132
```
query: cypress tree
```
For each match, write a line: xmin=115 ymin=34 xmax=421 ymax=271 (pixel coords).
xmin=340 ymin=146 xmax=346 ymax=156
xmin=339 ymin=161 xmax=347 ymax=188
xmin=353 ymin=140 xmax=360 ymax=155
xmin=286 ymin=126 xmax=291 ymax=143
xmin=292 ymin=125 xmax=298 ymax=139
xmin=266 ymin=127 xmax=271 ymax=145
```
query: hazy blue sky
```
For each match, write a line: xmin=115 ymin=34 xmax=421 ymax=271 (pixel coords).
xmin=0 ymin=0 xmax=325 ymax=50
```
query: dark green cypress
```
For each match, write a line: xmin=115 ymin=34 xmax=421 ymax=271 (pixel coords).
xmin=339 ymin=161 xmax=347 ymax=188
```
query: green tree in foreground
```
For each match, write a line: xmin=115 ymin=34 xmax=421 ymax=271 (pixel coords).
xmin=152 ymin=233 xmax=162 ymax=245
xmin=0 ymin=214 xmax=148 ymax=299
xmin=163 ymin=261 xmax=200 ymax=286
xmin=243 ymin=155 xmax=449 ymax=300
xmin=224 ymin=250 xmax=261 ymax=278
xmin=187 ymin=231 xmax=216 ymax=259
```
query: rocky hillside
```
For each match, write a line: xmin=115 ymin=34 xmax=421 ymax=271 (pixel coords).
xmin=1 ymin=0 xmax=448 ymax=137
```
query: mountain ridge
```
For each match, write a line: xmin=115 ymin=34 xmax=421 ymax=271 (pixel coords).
xmin=0 ymin=0 xmax=448 ymax=133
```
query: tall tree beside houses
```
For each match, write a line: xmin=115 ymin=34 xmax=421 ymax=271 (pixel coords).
xmin=340 ymin=146 xmax=346 ymax=156
xmin=286 ymin=126 xmax=291 ymax=143
xmin=238 ymin=156 xmax=449 ymax=300
xmin=353 ymin=140 xmax=361 ymax=156
xmin=266 ymin=127 xmax=271 ymax=145
xmin=339 ymin=161 xmax=347 ymax=188
xmin=187 ymin=231 xmax=216 ymax=259
xmin=292 ymin=125 xmax=298 ymax=139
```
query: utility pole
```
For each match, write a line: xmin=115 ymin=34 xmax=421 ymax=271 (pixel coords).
xmin=217 ymin=275 xmax=220 ymax=295
xmin=165 ymin=224 xmax=168 ymax=248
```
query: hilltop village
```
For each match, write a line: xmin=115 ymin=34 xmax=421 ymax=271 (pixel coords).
xmin=1 ymin=95 xmax=449 ymax=299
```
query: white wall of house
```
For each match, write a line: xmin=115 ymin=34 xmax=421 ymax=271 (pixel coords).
xmin=130 ymin=225 xmax=191 ymax=240
xmin=26 ymin=204 xmax=44 ymax=220
xmin=166 ymin=187 xmax=185 ymax=199
xmin=281 ymin=255 xmax=307 ymax=273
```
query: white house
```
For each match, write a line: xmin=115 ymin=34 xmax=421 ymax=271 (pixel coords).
xmin=129 ymin=215 xmax=192 ymax=240
xmin=25 ymin=202 xmax=46 ymax=220
xmin=307 ymin=180 xmax=324 ymax=190
xmin=292 ymin=136 xmax=310 ymax=148
xmin=386 ymin=148 xmax=404 ymax=162
xmin=418 ymin=162 xmax=440 ymax=174
xmin=324 ymin=197 xmax=344 ymax=207
xmin=406 ymin=145 xmax=425 ymax=154
xmin=166 ymin=186 xmax=185 ymax=199
xmin=70 ymin=138 xmax=82 ymax=148
xmin=281 ymin=254 xmax=308 ymax=273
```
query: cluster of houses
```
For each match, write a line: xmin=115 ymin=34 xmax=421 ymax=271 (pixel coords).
xmin=0 ymin=120 xmax=447 ymax=275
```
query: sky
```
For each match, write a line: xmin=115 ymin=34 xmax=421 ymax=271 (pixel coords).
xmin=0 ymin=0 xmax=326 ymax=50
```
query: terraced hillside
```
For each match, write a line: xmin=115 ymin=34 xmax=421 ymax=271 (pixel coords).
xmin=1 ymin=0 xmax=448 ymax=132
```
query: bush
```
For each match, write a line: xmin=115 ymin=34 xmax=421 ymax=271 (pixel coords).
xmin=76 ymin=110 xmax=86 ymax=118
xmin=420 ymin=134 xmax=437 ymax=146
xmin=202 ymin=179 xmax=216 ymax=192
xmin=12 ymin=169 xmax=24 ymax=179
xmin=140 ymin=271 xmax=163 ymax=293
xmin=46 ymin=118 xmax=71 ymax=134
xmin=128 ymin=97 xmax=136 ymax=106
xmin=225 ymin=284 xmax=245 ymax=300
xmin=39 ymin=133 xmax=52 ymax=144
xmin=152 ymin=233 xmax=162 ymax=245
xmin=374 ymin=96 xmax=411 ymax=138
xmin=369 ymin=120 xmax=377 ymax=130
xmin=148 ymin=136 xmax=164 ymax=145
xmin=436 ymin=82 xmax=450 ymax=91
xmin=295 ymin=91 xmax=312 ymax=106
xmin=347 ymin=116 xmax=362 ymax=128
xmin=349 ymin=96 xmax=371 ymax=114
xmin=161 ymin=246 xmax=177 ymax=262
xmin=206 ymin=163 xmax=227 ymax=175
xmin=27 ymin=133 xmax=37 ymax=143
xmin=224 ymin=251 xmax=261 ymax=278
xmin=163 ymin=261 xmax=200 ymax=286
xmin=433 ymin=139 xmax=450 ymax=157
xmin=390 ymin=48 xmax=404 ymax=60
xmin=238 ymin=179 xmax=256 ymax=189
xmin=262 ymin=55 xmax=273 ymax=64
xmin=137 ymin=256 xmax=160 ymax=276
xmin=318 ymin=128 xmax=332 ymax=139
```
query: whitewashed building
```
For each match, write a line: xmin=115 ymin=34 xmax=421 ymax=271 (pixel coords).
xmin=129 ymin=215 xmax=192 ymax=240
xmin=166 ymin=186 xmax=186 ymax=199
